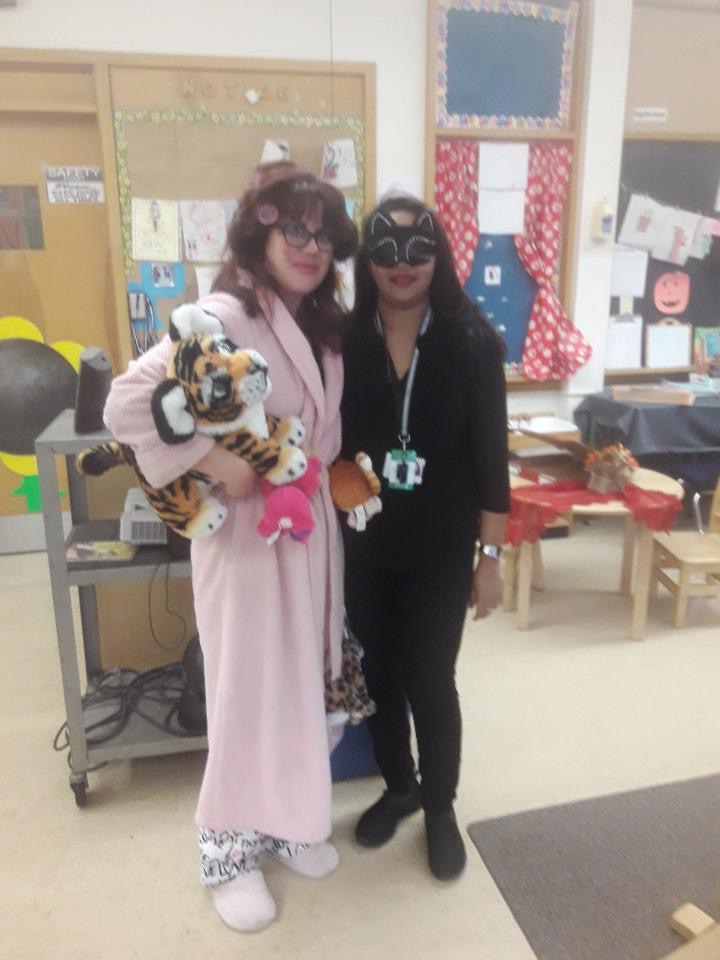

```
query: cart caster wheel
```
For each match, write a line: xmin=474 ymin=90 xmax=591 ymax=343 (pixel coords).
xmin=71 ymin=778 xmax=88 ymax=808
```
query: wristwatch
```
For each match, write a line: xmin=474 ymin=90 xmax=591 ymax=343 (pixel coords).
xmin=479 ymin=544 xmax=502 ymax=561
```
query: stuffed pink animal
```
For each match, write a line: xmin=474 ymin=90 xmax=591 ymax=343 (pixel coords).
xmin=257 ymin=456 xmax=322 ymax=545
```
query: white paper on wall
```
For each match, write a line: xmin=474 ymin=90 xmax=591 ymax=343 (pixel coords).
xmin=689 ymin=216 xmax=716 ymax=259
xmin=131 ymin=198 xmax=180 ymax=262
xmin=180 ymin=200 xmax=235 ymax=262
xmin=645 ymin=322 xmax=692 ymax=368
xmin=605 ymin=314 xmax=643 ymax=370
xmin=610 ymin=245 xmax=649 ymax=297
xmin=477 ymin=189 xmax=526 ymax=235
xmin=650 ymin=208 xmax=701 ymax=266
xmin=260 ymin=139 xmax=290 ymax=163
xmin=617 ymin=194 xmax=665 ymax=251
xmin=478 ymin=143 xmax=529 ymax=191
xmin=320 ymin=139 xmax=357 ymax=189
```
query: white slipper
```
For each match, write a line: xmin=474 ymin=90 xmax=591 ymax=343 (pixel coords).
xmin=209 ymin=867 xmax=277 ymax=932
xmin=267 ymin=841 xmax=340 ymax=879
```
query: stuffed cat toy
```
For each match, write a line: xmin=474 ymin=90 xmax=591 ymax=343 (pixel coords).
xmin=77 ymin=304 xmax=309 ymax=539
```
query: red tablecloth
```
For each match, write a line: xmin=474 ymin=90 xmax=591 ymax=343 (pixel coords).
xmin=506 ymin=481 xmax=682 ymax=547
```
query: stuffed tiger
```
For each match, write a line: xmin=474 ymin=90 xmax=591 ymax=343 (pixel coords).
xmin=76 ymin=304 xmax=308 ymax=539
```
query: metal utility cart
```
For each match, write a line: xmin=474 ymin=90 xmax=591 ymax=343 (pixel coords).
xmin=36 ymin=409 xmax=207 ymax=807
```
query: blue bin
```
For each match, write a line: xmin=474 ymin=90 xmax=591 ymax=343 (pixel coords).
xmin=330 ymin=720 xmax=379 ymax=782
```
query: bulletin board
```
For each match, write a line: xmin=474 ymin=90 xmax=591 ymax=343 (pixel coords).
xmin=435 ymin=0 xmax=579 ymax=131
xmin=109 ymin=61 xmax=373 ymax=348
xmin=611 ymin=139 xmax=720 ymax=372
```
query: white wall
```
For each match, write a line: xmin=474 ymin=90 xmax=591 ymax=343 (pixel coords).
xmin=2 ymin=0 xmax=633 ymax=419
xmin=566 ymin=0 xmax=634 ymax=412
xmin=0 ymin=0 xmax=427 ymax=203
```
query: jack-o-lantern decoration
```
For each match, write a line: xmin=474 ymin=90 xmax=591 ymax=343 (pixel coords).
xmin=653 ymin=271 xmax=690 ymax=316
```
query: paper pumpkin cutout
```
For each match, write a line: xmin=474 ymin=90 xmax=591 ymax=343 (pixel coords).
xmin=653 ymin=271 xmax=690 ymax=315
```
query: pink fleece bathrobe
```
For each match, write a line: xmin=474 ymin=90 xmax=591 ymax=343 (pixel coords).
xmin=103 ymin=289 xmax=344 ymax=843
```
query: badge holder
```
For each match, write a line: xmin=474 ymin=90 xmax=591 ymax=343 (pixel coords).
xmin=383 ymin=434 xmax=425 ymax=492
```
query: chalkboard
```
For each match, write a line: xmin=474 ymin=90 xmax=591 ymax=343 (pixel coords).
xmin=615 ymin=140 xmax=720 ymax=337
xmin=436 ymin=0 xmax=578 ymax=130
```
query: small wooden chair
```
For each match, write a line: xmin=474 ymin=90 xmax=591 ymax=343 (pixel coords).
xmin=651 ymin=477 xmax=720 ymax=627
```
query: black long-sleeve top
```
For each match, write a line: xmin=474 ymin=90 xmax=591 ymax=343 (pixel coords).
xmin=340 ymin=306 xmax=510 ymax=570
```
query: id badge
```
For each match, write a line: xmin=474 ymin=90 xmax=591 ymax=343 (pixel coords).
xmin=382 ymin=448 xmax=426 ymax=491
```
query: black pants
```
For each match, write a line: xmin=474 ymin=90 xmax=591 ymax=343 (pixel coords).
xmin=345 ymin=552 xmax=474 ymax=814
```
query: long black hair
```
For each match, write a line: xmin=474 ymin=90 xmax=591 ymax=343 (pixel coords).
xmin=351 ymin=195 xmax=505 ymax=356
xmin=213 ymin=161 xmax=358 ymax=354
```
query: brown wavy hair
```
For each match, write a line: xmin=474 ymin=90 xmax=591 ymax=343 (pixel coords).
xmin=213 ymin=161 xmax=358 ymax=354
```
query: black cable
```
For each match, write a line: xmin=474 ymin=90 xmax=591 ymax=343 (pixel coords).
xmin=147 ymin=562 xmax=188 ymax=652
xmin=51 ymin=660 xmax=201 ymax=769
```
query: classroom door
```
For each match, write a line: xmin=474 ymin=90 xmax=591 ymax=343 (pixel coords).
xmin=0 ymin=108 xmax=115 ymax=535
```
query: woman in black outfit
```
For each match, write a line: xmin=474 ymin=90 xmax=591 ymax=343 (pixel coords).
xmin=341 ymin=196 xmax=510 ymax=881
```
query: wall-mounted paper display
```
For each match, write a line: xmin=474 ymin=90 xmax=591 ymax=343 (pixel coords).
xmin=605 ymin=314 xmax=643 ymax=370
xmin=179 ymin=200 xmax=235 ymax=263
xmin=478 ymin=143 xmax=529 ymax=191
xmin=478 ymin=189 xmax=525 ymax=235
xmin=651 ymin=208 xmax=700 ymax=266
xmin=44 ymin=166 xmax=105 ymax=204
xmin=689 ymin=216 xmax=716 ymax=259
xmin=131 ymin=198 xmax=180 ymax=262
xmin=260 ymin=139 xmax=290 ymax=163
xmin=610 ymin=245 xmax=649 ymax=298
xmin=617 ymin=193 xmax=665 ymax=251
xmin=321 ymin=139 xmax=357 ymax=189
xmin=150 ymin=263 xmax=175 ymax=289
xmin=645 ymin=321 xmax=692 ymax=369
xmin=653 ymin=271 xmax=690 ymax=315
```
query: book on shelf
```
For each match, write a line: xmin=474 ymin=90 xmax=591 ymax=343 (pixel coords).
xmin=66 ymin=540 xmax=138 ymax=563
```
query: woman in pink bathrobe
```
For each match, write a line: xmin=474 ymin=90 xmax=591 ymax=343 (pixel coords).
xmin=103 ymin=163 xmax=357 ymax=932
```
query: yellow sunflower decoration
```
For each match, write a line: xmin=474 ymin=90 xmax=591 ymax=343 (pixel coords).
xmin=0 ymin=316 xmax=85 ymax=513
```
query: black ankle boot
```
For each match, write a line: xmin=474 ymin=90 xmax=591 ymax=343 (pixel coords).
xmin=425 ymin=809 xmax=466 ymax=880
xmin=355 ymin=785 xmax=422 ymax=848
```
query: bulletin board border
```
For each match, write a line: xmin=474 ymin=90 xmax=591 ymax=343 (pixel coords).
xmin=114 ymin=108 xmax=366 ymax=277
xmin=435 ymin=0 xmax=579 ymax=131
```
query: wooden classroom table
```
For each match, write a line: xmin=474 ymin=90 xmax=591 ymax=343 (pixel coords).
xmin=508 ymin=468 xmax=684 ymax=639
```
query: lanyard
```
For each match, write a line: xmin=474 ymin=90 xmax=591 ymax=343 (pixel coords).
xmin=376 ymin=307 xmax=431 ymax=451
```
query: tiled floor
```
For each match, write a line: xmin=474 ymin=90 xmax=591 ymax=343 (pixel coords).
xmin=2 ymin=518 xmax=719 ymax=959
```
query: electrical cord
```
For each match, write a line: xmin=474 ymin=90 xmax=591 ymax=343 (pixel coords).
xmin=148 ymin=561 xmax=188 ymax=652
xmin=52 ymin=660 xmax=201 ymax=769
xmin=53 ymin=549 xmax=192 ymax=768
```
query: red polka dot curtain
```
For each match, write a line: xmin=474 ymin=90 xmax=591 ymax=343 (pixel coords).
xmin=434 ymin=139 xmax=479 ymax=287
xmin=514 ymin=142 xmax=590 ymax=380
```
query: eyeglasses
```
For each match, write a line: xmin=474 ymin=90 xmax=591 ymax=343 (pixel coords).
xmin=279 ymin=221 xmax=335 ymax=254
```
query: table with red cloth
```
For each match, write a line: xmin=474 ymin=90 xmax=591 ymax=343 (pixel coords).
xmin=505 ymin=469 xmax=684 ymax=639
